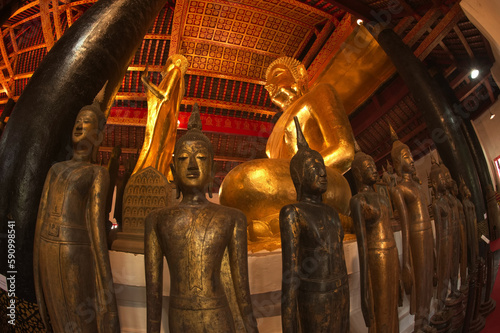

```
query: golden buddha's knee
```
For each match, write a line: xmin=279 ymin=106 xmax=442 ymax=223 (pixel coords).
xmin=219 ymin=158 xmax=351 ymax=244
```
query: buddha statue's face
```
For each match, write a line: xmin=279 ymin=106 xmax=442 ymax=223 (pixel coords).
xmin=265 ymin=64 xmax=303 ymax=109
xmin=162 ymin=55 xmax=189 ymax=76
xmin=443 ymin=169 xmax=453 ymax=190
xmin=72 ymin=109 xmax=100 ymax=147
xmin=358 ymin=156 xmax=379 ymax=186
xmin=399 ymin=147 xmax=415 ymax=174
xmin=174 ymin=140 xmax=212 ymax=192
xmin=431 ymin=169 xmax=447 ymax=193
xmin=301 ymin=154 xmax=328 ymax=195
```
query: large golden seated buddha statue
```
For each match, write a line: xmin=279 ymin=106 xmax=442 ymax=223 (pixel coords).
xmin=219 ymin=57 xmax=355 ymax=250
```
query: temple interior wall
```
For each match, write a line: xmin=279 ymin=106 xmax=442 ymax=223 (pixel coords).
xmin=472 ymin=99 xmax=500 ymax=189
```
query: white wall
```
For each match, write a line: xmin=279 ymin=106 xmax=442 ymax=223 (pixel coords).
xmin=472 ymin=99 xmax=500 ymax=188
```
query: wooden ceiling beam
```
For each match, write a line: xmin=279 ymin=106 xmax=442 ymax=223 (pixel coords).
xmin=39 ymin=0 xmax=55 ymax=51
xmin=414 ymin=2 xmax=464 ymax=60
xmin=168 ymin=0 xmax=187 ymax=57
xmin=365 ymin=113 xmax=422 ymax=157
xmin=8 ymin=28 xmax=18 ymax=54
xmin=0 ymin=70 xmax=12 ymax=98
xmin=302 ymin=20 xmax=335 ymax=68
xmin=394 ymin=16 xmax=414 ymax=36
xmin=485 ymin=78 xmax=495 ymax=104
xmin=0 ymin=33 xmax=13 ymax=77
xmin=457 ymin=72 xmax=491 ymax=102
xmin=66 ymin=7 xmax=74 ymax=27
xmin=399 ymin=0 xmax=421 ymax=20
xmin=403 ymin=7 xmax=441 ymax=47
xmin=322 ymin=0 xmax=373 ymax=21
xmin=453 ymin=25 xmax=474 ymax=59
xmin=351 ymin=76 xmax=409 ymax=136
xmin=52 ymin=0 xmax=63 ymax=40
xmin=427 ymin=27 xmax=455 ymax=62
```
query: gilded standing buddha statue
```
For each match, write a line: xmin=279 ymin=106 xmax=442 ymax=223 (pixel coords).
xmin=144 ymin=106 xmax=258 ymax=333
xmin=219 ymin=57 xmax=355 ymax=249
xmin=133 ymin=54 xmax=188 ymax=177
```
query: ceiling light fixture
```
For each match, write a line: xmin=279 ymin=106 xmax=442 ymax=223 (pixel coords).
xmin=471 ymin=68 xmax=480 ymax=79
xmin=357 ymin=19 xmax=364 ymax=25
xmin=490 ymin=112 xmax=495 ymax=120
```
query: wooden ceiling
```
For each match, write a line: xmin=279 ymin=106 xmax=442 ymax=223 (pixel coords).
xmin=0 ymin=0 xmax=498 ymax=189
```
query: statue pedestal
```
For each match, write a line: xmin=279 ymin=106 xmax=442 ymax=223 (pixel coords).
xmin=446 ymin=293 xmax=465 ymax=332
xmin=109 ymin=231 xmax=415 ymax=333
xmin=112 ymin=167 xmax=175 ymax=254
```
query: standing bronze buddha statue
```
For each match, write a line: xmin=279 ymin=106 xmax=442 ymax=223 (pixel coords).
xmin=429 ymin=155 xmax=452 ymax=320
xmin=34 ymin=89 xmax=120 ymax=333
xmin=279 ymin=117 xmax=349 ymax=333
xmin=144 ymin=106 xmax=258 ymax=333
xmin=351 ymin=143 xmax=400 ymax=332
xmin=389 ymin=125 xmax=435 ymax=332
xmin=440 ymin=161 xmax=462 ymax=298
xmin=460 ymin=178 xmax=479 ymax=271
xmin=452 ymin=180 xmax=468 ymax=290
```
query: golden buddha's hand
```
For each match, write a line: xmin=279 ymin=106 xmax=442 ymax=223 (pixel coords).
xmin=141 ymin=63 xmax=150 ymax=81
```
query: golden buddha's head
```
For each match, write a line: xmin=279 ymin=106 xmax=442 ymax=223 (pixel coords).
xmin=162 ymin=54 xmax=189 ymax=77
xmin=172 ymin=103 xmax=214 ymax=198
xmin=265 ymin=57 xmax=307 ymax=110
xmin=352 ymin=143 xmax=379 ymax=189
xmin=290 ymin=117 xmax=327 ymax=200
xmin=389 ymin=124 xmax=415 ymax=177
xmin=72 ymin=99 xmax=106 ymax=152
xmin=429 ymin=155 xmax=446 ymax=193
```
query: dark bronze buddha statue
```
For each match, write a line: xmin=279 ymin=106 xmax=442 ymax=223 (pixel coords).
xmin=429 ymin=155 xmax=452 ymax=319
xmin=279 ymin=117 xmax=349 ymax=332
xmin=351 ymin=143 xmax=400 ymax=332
xmin=389 ymin=125 xmax=435 ymax=332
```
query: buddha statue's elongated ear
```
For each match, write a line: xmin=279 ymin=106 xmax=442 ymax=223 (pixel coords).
xmin=170 ymin=163 xmax=181 ymax=199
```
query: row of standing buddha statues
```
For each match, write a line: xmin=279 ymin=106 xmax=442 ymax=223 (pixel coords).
xmin=32 ymin=54 xmax=485 ymax=333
